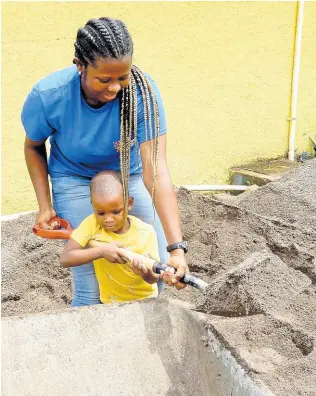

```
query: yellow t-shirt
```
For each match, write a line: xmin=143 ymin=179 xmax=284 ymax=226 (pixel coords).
xmin=71 ymin=215 xmax=159 ymax=304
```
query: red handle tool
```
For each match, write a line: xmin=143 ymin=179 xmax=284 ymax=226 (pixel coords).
xmin=32 ymin=217 xmax=73 ymax=239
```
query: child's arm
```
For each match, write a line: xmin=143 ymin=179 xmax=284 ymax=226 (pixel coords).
xmin=60 ymin=239 xmax=129 ymax=267
xmin=142 ymin=271 xmax=160 ymax=284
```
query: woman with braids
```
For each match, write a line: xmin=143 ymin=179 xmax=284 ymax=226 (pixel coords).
xmin=22 ymin=17 xmax=189 ymax=307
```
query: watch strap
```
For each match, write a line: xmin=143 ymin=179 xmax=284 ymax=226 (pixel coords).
xmin=166 ymin=241 xmax=188 ymax=254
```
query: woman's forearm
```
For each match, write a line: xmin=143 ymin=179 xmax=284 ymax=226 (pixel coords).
xmin=24 ymin=139 xmax=52 ymax=211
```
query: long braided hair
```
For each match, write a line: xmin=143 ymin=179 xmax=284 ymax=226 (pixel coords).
xmin=74 ymin=17 xmax=160 ymax=212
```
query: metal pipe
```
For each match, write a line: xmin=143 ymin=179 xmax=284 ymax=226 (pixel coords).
xmin=176 ymin=185 xmax=249 ymax=191
xmin=288 ymin=0 xmax=305 ymax=161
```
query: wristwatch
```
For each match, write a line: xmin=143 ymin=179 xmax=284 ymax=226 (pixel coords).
xmin=166 ymin=241 xmax=188 ymax=254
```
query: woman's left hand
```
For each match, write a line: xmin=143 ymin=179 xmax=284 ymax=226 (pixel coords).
xmin=162 ymin=252 xmax=189 ymax=290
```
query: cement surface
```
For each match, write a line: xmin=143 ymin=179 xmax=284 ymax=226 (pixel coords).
xmin=2 ymin=299 xmax=271 ymax=396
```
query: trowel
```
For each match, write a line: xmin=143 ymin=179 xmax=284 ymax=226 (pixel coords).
xmin=33 ymin=217 xmax=209 ymax=293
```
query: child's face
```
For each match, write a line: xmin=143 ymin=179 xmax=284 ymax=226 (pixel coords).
xmin=91 ymin=192 xmax=133 ymax=234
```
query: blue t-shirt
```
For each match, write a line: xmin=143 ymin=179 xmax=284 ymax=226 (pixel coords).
xmin=21 ymin=65 xmax=167 ymax=178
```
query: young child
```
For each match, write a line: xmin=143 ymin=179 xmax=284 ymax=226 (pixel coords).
xmin=60 ymin=170 xmax=160 ymax=303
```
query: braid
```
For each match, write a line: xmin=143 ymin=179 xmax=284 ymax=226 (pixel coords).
xmin=120 ymin=66 xmax=160 ymax=210
xmin=74 ymin=37 xmax=92 ymax=66
xmin=74 ymin=18 xmax=160 ymax=213
xmin=74 ymin=17 xmax=132 ymax=66
xmin=94 ymin=19 xmax=120 ymax=58
xmin=107 ymin=19 xmax=125 ymax=56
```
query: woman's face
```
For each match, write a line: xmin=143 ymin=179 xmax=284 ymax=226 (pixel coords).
xmin=78 ymin=56 xmax=132 ymax=106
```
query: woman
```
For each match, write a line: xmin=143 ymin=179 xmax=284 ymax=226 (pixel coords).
xmin=22 ymin=17 xmax=188 ymax=307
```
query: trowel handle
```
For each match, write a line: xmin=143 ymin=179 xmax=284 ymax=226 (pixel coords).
xmin=123 ymin=249 xmax=208 ymax=291
xmin=152 ymin=262 xmax=209 ymax=292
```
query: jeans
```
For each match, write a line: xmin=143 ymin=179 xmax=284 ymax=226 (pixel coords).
xmin=52 ymin=174 xmax=168 ymax=307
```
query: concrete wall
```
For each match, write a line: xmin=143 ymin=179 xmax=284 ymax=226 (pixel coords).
xmin=2 ymin=2 xmax=316 ymax=214
xmin=2 ymin=299 xmax=274 ymax=396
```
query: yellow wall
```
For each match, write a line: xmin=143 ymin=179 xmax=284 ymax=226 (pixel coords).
xmin=2 ymin=2 xmax=316 ymax=214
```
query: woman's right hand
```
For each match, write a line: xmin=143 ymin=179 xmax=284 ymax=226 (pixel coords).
xmin=99 ymin=242 xmax=129 ymax=264
xmin=35 ymin=208 xmax=57 ymax=230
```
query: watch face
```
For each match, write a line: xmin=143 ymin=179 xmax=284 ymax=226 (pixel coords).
xmin=181 ymin=241 xmax=188 ymax=252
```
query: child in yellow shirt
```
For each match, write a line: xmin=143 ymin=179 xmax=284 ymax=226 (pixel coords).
xmin=60 ymin=170 xmax=160 ymax=303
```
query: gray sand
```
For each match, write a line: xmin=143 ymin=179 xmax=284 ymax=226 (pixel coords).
xmin=2 ymin=158 xmax=316 ymax=396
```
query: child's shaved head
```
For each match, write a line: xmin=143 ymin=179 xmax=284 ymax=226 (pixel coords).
xmin=90 ymin=170 xmax=133 ymax=234
xmin=90 ymin=170 xmax=124 ymax=199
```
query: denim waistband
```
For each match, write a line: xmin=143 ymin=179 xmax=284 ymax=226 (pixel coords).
xmin=50 ymin=173 xmax=143 ymax=182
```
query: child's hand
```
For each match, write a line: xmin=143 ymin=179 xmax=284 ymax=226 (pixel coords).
xmin=100 ymin=242 xmax=129 ymax=264
xmin=129 ymin=255 xmax=159 ymax=284
xmin=129 ymin=256 xmax=149 ymax=276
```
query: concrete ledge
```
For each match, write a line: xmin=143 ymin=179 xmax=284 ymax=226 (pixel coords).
xmin=2 ymin=299 xmax=274 ymax=396
xmin=1 ymin=211 xmax=36 ymax=222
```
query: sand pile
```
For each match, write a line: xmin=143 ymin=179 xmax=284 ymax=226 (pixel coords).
xmin=237 ymin=159 xmax=316 ymax=232
xmin=1 ymin=225 xmax=72 ymax=316
xmin=199 ymin=252 xmax=311 ymax=316
xmin=2 ymin=158 xmax=316 ymax=396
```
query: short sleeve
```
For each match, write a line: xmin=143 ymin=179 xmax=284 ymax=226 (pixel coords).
xmin=21 ymin=86 xmax=53 ymax=142
xmin=70 ymin=215 xmax=95 ymax=248
xmin=142 ymin=227 xmax=160 ymax=262
xmin=137 ymin=75 xmax=167 ymax=145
